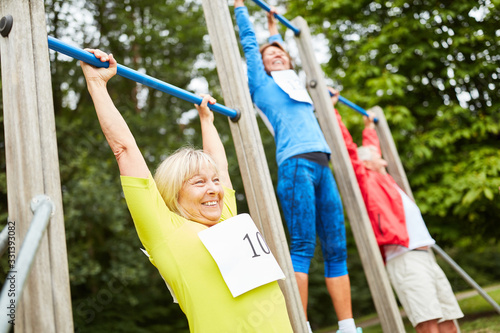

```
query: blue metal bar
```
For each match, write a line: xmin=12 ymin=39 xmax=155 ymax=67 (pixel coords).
xmin=329 ymin=90 xmax=379 ymax=123
xmin=0 ymin=195 xmax=55 ymax=333
xmin=250 ymin=0 xmax=301 ymax=36
xmin=47 ymin=36 xmax=240 ymax=121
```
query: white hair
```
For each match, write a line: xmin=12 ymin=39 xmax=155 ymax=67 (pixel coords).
xmin=357 ymin=145 xmax=378 ymax=161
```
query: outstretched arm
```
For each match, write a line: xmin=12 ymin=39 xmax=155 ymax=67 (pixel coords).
xmin=331 ymin=90 xmax=369 ymax=188
xmin=233 ymin=0 xmax=270 ymax=94
xmin=362 ymin=111 xmax=381 ymax=155
xmin=195 ymin=95 xmax=233 ymax=190
xmin=81 ymin=49 xmax=149 ymax=178
xmin=267 ymin=7 xmax=279 ymax=36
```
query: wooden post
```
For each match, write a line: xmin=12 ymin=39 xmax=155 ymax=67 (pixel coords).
xmin=0 ymin=0 xmax=73 ymax=332
xmin=292 ymin=17 xmax=405 ymax=332
xmin=200 ymin=1 xmax=307 ymax=331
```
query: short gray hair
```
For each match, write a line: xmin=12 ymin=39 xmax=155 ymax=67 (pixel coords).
xmin=357 ymin=145 xmax=378 ymax=161
xmin=154 ymin=146 xmax=219 ymax=216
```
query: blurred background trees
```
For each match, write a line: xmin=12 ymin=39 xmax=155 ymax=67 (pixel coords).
xmin=0 ymin=0 xmax=498 ymax=331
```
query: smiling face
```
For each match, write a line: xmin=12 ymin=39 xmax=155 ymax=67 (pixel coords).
xmin=177 ymin=164 xmax=224 ymax=227
xmin=261 ymin=45 xmax=292 ymax=73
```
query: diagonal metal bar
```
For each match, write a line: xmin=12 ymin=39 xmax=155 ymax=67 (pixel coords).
xmin=0 ymin=195 xmax=55 ymax=333
xmin=432 ymin=244 xmax=500 ymax=314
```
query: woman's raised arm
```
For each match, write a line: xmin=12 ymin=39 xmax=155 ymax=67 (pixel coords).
xmin=195 ymin=95 xmax=232 ymax=190
xmin=81 ymin=49 xmax=149 ymax=178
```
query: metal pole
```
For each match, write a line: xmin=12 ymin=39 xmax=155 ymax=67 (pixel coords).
xmin=47 ymin=36 xmax=240 ymax=121
xmin=338 ymin=96 xmax=379 ymax=123
xmin=327 ymin=90 xmax=379 ymax=122
xmin=0 ymin=195 xmax=55 ymax=333
xmin=432 ymin=244 xmax=500 ymax=314
xmin=0 ymin=225 xmax=9 ymax=257
xmin=249 ymin=0 xmax=301 ymax=36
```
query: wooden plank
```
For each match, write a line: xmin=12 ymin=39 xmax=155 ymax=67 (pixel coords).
xmin=29 ymin=0 xmax=73 ymax=331
xmin=0 ymin=1 xmax=55 ymax=331
xmin=371 ymin=106 xmax=414 ymax=199
xmin=0 ymin=0 xmax=72 ymax=331
xmin=292 ymin=17 xmax=405 ymax=332
xmin=200 ymin=1 xmax=308 ymax=331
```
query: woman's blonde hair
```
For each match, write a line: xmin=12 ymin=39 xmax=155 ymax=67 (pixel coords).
xmin=154 ymin=147 xmax=219 ymax=215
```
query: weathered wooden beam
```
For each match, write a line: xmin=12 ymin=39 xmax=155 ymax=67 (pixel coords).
xmin=200 ymin=1 xmax=308 ymax=331
xmin=0 ymin=0 xmax=73 ymax=331
xmin=292 ymin=16 xmax=405 ymax=333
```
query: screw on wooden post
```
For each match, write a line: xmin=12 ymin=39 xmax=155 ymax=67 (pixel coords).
xmin=0 ymin=15 xmax=13 ymax=37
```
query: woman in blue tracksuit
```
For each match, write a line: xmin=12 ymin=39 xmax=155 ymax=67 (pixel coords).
xmin=233 ymin=1 xmax=359 ymax=332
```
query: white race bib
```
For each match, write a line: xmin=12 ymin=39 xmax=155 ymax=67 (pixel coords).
xmin=271 ymin=69 xmax=314 ymax=105
xmin=198 ymin=214 xmax=285 ymax=297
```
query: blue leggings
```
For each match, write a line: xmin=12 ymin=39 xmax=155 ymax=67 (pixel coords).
xmin=277 ymin=157 xmax=347 ymax=278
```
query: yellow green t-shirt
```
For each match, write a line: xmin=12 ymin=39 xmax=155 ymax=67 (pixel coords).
xmin=121 ymin=174 xmax=292 ymax=333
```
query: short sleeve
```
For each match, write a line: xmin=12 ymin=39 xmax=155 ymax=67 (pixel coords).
xmin=121 ymin=174 xmax=181 ymax=253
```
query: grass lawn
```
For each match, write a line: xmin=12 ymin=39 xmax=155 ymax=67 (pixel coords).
xmin=317 ymin=286 xmax=500 ymax=333
xmin=457 ymin=288 xmax=500 ymax=333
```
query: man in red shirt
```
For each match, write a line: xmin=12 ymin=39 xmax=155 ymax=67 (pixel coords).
xmin=331 ymin=89 xmax=463 ymax=333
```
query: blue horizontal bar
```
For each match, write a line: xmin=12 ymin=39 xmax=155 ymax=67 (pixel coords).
xmin=250 ymin=0 xmax=301 ymax=36
xmin=47 ymin=36 xmax=240 ymax=120
xmin=329 ymin=90 xmax=378 ymax=123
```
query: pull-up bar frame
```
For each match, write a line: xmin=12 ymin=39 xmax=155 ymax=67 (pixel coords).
xmin=47 ymin=36 xmax=240 ymax=121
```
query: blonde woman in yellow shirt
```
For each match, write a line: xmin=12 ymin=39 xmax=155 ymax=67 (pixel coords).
xmin=80 ymin=49 xmax=292 ymax=332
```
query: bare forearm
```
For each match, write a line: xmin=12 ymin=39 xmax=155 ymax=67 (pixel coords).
xmin=268 ymin=21 xmax=279 ymax=36
xmin=88 ymin=83 xmax=135 ymax=151
xmin=200 ymin=117 xmax=231 ymax=188
xmin=87 ymin=82 xmax=149 ymax=177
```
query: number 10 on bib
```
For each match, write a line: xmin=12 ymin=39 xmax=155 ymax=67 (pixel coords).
xmin=198 ymin=214 xmax=286 ymax=297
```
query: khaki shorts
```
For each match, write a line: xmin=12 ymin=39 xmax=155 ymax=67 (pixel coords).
xmin=386 ymin=249 xmax=464 ymax=327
